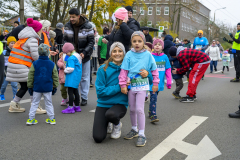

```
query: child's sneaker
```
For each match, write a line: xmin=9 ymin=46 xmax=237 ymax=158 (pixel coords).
xmin=179 ymin=96 xmax=194 ymax=103
xmin=145 ymin=97 xmax=148 ymax=102
xmin=124 ymin=129 xmax=138 ymax=140
xmin=62 ymin=106 xmax=75 ymax=114
xmin=172 ymin=91 xmax=181 ymax=99
xmin=136 ymin=136 xmax=147 ymax=147
xmin=0 ymin=95 xmax=5 ymax=101
xmin=9 ymin=101 xmax=25 ymax=112
xmin=222 ymin=71 xmax=224 ymax=74
xmin=150 ymin=115 xmax=159 ymax=123
xmin=73 ymin=106 xmax=81 ymax=112
xmin=61 ymin=99 xmax=68 ymax=106
xmin=46 ymin=118 xmax=56 ymax=125
xmin=26 ymin=118 xmax=38 ymax=125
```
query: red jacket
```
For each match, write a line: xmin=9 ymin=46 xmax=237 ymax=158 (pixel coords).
xmin=177 ymin=49 xmax=210 ymax=74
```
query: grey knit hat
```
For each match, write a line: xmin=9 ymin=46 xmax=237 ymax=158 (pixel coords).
xmin=109 ymin=42 xmax=126 ymax=56
xmin=131 ymin=31 xmax=146 ymax=43
xmin=38 ymin=43 xmax=50 ymax=56
xmin=49 ymin=30 xmax=56 ymax=38
xmin=56 ymin=22 xmax=64 ymax=29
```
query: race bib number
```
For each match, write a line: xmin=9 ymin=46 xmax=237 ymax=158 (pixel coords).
xmin=223 ymin=59 xmax=227 ymax=62
xmin=196 ymin=45 xmax=202 ymax=49
xmin=156 ymin=61 xmax=166 ymax=71
xmin=130 ymin=77 xmax=149 ymax=91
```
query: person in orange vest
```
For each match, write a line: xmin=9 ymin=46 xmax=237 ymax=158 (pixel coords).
xmin=6 ymin=18 xmax=43 ymax=113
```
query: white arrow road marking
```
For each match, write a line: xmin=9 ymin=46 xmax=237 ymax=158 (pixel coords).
xmin=89 ymin=109 xmax=96 ymax=112
xmin=141 ymin=116 xmax=221 ymax=160
xmin=0 ymin=98 xmax=44 ymax=108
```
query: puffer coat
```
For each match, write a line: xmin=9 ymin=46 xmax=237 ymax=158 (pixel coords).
xmin=6 ymin=26 xmax=40 ymax=82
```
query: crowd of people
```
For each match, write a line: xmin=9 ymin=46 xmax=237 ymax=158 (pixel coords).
xmin=0 ymin=6 xmax=240 ymax=147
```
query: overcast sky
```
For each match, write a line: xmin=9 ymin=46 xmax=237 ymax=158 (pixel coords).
xmin=199 ymin=0 xmax=239 ymax=27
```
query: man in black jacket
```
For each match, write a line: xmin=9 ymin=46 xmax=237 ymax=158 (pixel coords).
xmin=125 ymin=6 xmax=140 ymax=32
xmin=142 ymin=26 xmax=153 ymax=43
xmin=63 ymin=8 xmax=95 ymax=106
xmin=6 ymin=23 xmax=27 ymax=41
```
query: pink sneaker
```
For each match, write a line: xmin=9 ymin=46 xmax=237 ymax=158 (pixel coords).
xmin=61 ymin=99 xmax=68 ymax=106
xmin=62 ymin=106 xmax=75 ymax=114
xmin=74 ymin=106 xmax=81 ymax=112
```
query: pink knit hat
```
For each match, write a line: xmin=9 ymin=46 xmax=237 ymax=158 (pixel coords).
xmin=115 ymin=8 xmax=128 ymax=21
xmin=62 ymin=43 xmax=75 ymax=53
xmin=27 ymin=18 xmax=42 ymax=33
xmin=153 ymin=39 xmax=164 ymax=50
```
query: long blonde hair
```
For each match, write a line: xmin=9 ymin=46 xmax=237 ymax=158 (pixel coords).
xmin=103 ymin=57 xmax=113 ymax=71
xmin=114 ymin=20 xmax=123 ymax=30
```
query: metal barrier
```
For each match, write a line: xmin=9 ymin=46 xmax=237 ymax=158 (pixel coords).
xmin=50 ymin=44 xmax=63 ymax=64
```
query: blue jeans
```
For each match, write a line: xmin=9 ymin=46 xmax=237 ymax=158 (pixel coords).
xmin=210 ymin=61 xmax=218 ymax=72
xmin=0 ymin=77 xmax=18 ymax=97
xmin=149 ymin=91 xmax=159 ymax=116
xmin=79 ymin=60 xmax=90 ymax=100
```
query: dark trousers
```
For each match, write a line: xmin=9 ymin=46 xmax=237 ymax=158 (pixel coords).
xmin=16 ymin=82 xmax=28 ymax=98
xmin=149 ymin=91 xmax=159 ymax=116
xmin=98 ymin=58 xmax=106 ymax=66
xmin=0 ymin=54 xmax=4 ymax=89
xmin=68 ymin=87 xmax=79 ymax=106
xmin=174 ymin=78 xmax=183 ymax=94
xmin=93 ymin=105 xmax=127 ymax=143
xmin=210 ymin=61 xmax=218 ymax=72
xmin=233 ymin=53 xmax=240 ymax=79
xmin=223 ymin=66 xmax=229 ymax=71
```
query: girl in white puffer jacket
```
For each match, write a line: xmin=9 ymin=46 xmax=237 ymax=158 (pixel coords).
xmin=205 ymin=40 xmax=221 ymax=73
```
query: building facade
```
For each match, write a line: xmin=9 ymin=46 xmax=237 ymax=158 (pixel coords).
xmin=132 ymin=0 xmax=210 ymax=41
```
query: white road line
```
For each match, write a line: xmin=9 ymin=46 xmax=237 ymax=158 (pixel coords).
xmin=89 ymin=109 xmax=96 ymax=112
xmin=141 ymin=116 xmax=221 ymax=160
xmin=0 ymin=98 xmax=43 ymax=108
xmin=213 ymin=66 xmax=234 ymax=74
xmin=183 ymin=81 xmax=188 ymax=83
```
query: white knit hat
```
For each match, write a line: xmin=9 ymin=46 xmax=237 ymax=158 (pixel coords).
xmin=109 ymin=42 xmax=126 ymax=56
xmin=40 ymin=20 xmax=51 ymax=31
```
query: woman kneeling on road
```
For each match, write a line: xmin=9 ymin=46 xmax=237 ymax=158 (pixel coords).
xmin=93 ymin=42 xmax=151 ymax=143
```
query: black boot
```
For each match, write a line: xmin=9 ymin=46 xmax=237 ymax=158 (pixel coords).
xmin=229 ymin=106 xmax=240 ymax=118
xmin=81 ymin=98 xmax=87 ymax=106
xmin=230 ymin=78 xmax=240 ymax=82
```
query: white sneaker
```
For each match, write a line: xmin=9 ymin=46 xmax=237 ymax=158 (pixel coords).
xmin=107 ymin=122 xmax=113 ymax=134
xmin=36 ymin=104 xmax=47 ymax=114
xmin=9 ymin=101 xmax=25 ymax=112
xmin=111 ymin=122 xmax=122 ymax=139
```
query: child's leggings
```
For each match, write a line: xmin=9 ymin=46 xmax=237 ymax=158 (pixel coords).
xmin=68 ymin=87 xmax=79 ymax=106
xmin=60 ymin=84 xmax=68 ymax=99
xmin=223 ymin=66 xmax=229 ymax=71
xmin=128 ymin=90 xmax=146 ymax=130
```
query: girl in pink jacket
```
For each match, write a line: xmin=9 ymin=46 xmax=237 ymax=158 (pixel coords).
xmin=57 ymin=53 xmax=69 ymax=105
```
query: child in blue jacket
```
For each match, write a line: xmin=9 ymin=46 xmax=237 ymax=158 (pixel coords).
xmin=169 ymin=48 xmax=184 ymax=99
xmin=62 ymin=43 xmax=82 ymax=114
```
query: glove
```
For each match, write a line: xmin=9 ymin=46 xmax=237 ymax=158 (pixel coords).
xmin=223 ymin=37 xmax=228 ymax=42
xmin=229 ymin=33 xmax=234 ymax=39
xmin=52 ymin=88 xmax=57 ymax=95
xmin=167 ymin=84 xmax=171 ymax=89
xmin=28 ymin=88 xmax=33 ymax=96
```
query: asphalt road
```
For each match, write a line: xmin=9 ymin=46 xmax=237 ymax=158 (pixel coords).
xmin=0 ymin=61 xmax=239 ymax=160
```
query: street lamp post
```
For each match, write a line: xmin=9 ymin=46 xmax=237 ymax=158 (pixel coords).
xmin=214 ymin=7 xmax=226 ymax=23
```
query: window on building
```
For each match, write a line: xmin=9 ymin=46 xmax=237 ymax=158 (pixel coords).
xmin=164 ymin=21 xmax=168 ymax=29
xmin=164 ymin=7 xmax=169 ymax=15
xmin=148 ymin=7 xmax=153 ymax=15
xmin=147 ymin=21 xmax=152 ymax=27
xmin=182 ymin=23 xmax=184 ymax=31
xmin=133 ymin=7 xmax=137 ymax=15
xmin=156 ymin=21 xmax=161 ymax=27
xmin=187 ymin=25 xmax=189 ymax=32
xmin=182 ymin=9 xmax=186 ymax=17
xmin=140 ymin=7 xmax=144 ymax=15
xmin=156 ymin=7 xmax=161 ymax=15
xmin=140 ymin=21 xmax=144 ymax=26
xmin=184 ymin=23 xmax=186 ymax=31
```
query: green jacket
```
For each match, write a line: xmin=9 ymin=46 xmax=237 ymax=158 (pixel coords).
xmin=183 ymin=42 xmax=191 ymax=48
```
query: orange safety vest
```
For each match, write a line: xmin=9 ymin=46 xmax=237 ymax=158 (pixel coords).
xmin=42 ymin=32 xmax=51 ymax=48
xmin=8 ymin=38 xmax=34 ymax=68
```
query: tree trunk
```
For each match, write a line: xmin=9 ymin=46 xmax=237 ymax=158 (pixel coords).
xmin=19 ymin=0 xmax=24 ymax=25
xmin=60 ymin=0 xmax=69 ymax=22
xmin=89 ymin=0 xmax=95 ymax=21
xmin=83 ymin=0 xmax=90 ymax=14
xmin=77 ymin=0 xmax=82 ymax=12
xmin=52 ymin=0 xmax=60 ymax=27
xmin=46 ymin=0 xmax=52 ymax=19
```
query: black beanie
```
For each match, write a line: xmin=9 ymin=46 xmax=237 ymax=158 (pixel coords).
xmin=125 ymin=6 xmax=133 ymax=13
xmin=238 ymin=23 xmax=240 ymax=26
xmin=169 ymin=46 xmax=177 ymax=57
